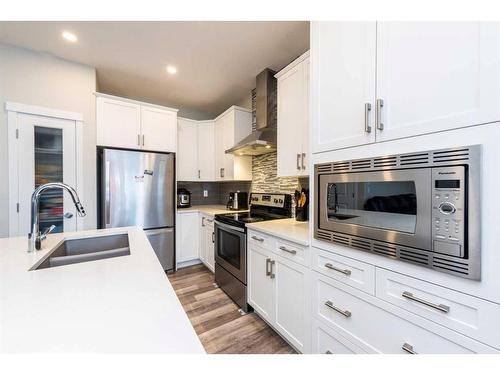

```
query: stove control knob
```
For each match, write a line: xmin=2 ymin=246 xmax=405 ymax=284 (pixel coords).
xmin=274 ymin=199 xmax=278 ymax=203
xmin=279 ymin=199 xmax=283 ymax=203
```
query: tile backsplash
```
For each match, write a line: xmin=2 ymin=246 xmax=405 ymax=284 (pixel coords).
xmin=178 ymin=151 xmax=308 ymax=213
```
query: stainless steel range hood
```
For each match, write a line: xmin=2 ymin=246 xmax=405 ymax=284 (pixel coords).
xmin=225 ymin=69 xmax=277 ymax=156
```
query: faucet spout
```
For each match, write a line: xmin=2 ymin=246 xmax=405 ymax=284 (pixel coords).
xmin=28 ymin=182 xmax=86 ymax=252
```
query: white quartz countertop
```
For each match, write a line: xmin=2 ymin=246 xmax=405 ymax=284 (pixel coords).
xmin=246 ymin=218 xmax=310 ymax=246
xmin=0 ymin=227 xmax=205 ymax=354
xmin=177 ymin=204 xmax=248 ymax=216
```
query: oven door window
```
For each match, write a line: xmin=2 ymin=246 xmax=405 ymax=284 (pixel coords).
xmin=217 ymin=227 xmax=242 ymax=269
xmin=327 ymin=181 xmax=417 ymax=233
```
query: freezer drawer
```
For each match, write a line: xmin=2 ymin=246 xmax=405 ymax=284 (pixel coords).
xmin=145 ymin=228 xmax=174 ymax=271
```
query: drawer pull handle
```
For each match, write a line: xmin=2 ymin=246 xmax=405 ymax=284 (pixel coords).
xmin=279 ymin=245 xmax=297 ymax=255
xmin=325 ymin=350 xmax=332 ymax=354
xmin=266 ymin=258 xmax=271 ymax=276
xmin=251 ymin=236 xmax=264 ymax=242
xmin=324 ymin=263 xmax=351 ymax=276
xmin=324 ymin=300 xmax=351 ymax=317
xmin=402 ymin=343 xmax=417 ymax=354
xmin=402 ymin=291 xmax=450 ymax=313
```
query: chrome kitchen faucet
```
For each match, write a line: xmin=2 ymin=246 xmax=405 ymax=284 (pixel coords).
xmin=28 ymin=182 xmax=86 ymax=252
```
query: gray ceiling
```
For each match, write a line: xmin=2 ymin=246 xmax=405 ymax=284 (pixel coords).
xmin=0 ymin=21 xmax=310 ymax=118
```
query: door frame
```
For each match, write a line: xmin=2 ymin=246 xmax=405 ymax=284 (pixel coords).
xmin=6 ymin=101 xmax=85 ymax=236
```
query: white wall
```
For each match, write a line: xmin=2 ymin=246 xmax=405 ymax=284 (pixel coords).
xmin=0 ymin=43 xmax=97 ymax=237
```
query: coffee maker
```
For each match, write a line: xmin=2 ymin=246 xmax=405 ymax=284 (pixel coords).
xmin=226 ymin=191 xmax=248 ymax=211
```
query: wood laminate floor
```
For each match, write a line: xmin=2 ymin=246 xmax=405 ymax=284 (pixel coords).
xmin=168 ymin=264 xmax=296 ymax=354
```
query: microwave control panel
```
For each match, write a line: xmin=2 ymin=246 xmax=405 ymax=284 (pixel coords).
xmin=431 ymin=166 xmax=466 ymax=258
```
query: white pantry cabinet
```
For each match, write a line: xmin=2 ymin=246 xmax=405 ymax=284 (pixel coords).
xmin=311 ymin=21 xmax=500 ymax=153
xmin=199 ymin=214 xmax=215 ymax=272
xmin=96 ymin=93 xmax=178 ymax=152
xmin=276 ymin=51 xmax=310 ymax=177
xmin=214 ymin=106 xmax=253 ymax=181
xmin=247 ymin=229 xmax=310 ymax=353
xmin=175 ymin=212 xmax=200 ymax=264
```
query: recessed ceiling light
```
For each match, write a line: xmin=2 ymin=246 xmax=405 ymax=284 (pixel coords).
xmin=62 ymin=31 xmax=78 ymax=43
xmin=166 ymin=66 xmax=177 ymax=75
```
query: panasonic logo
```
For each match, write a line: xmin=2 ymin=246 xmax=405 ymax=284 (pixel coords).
xmin=438 ymin=171 xmax=456 ymax=175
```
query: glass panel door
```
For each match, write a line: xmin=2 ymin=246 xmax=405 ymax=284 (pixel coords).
xmin=34 ymin=126 xmax=64 ymax=233
xmin=16 ymin=113 xmax=77 ymax=236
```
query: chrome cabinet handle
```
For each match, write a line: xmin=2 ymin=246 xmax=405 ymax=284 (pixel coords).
xmin=376 ymin=99 xmax=384 ymax=130
xmin=301 ymin=153 xmax=306 ymax=170
xmin=251 ymin=235 xmax=264 ymax=242
xmin=279 ymin=245 xmax=297 ymax=255
xmin=220 ymin=168 xmax=225 ymax=178
xmin=270 ymin=260 xmax=275 ymax=279
xmin=212 ymin=232 xmax=215 ymax=243
xmin=64 ymin=212 xmax=74 ymax=219
xmin=198 ymin=170 xmax=201 ymax=179
xmin=402 ymin=291 xmax=450 ymax=313
xmin=201 ymin=217 xmax=205 ymax=226
xmin=137 ymin=134 xmax=141 ymax=146
xmin=324 ymin=300 xmax=351 ymax=317
xmin=142 ymin=134 xmax=145 ymax=146
xmin=402 ymin=343 xmax=417 ymax=354
xmin=364 ymin=103 xmax=372 ymax=133
xmin=297 ymin=154 xmax=301 ymax=170
xmin=266 ymin=258 xmax=271 ymax=276
xmin=324 ymin=263 xmax=351 ymax=276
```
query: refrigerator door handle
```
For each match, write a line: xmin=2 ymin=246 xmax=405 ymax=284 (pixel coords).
xmin=104 ymin=160 xmax=111 ymax=227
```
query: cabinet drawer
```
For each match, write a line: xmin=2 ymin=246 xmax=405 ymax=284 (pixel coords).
xmin=248 ymin=230 xmax=275 ymax=251
xmin=313 ymin=272 xmax=497 ymax=354
xmin=274 ymin=238 xmax=308 ymax=266
xmin=312 ymin=247 xmax=375 ymax=295
xmin=376 ymin=268 xmax=500 ymax=349
xmin=312 ymin=318 xmax=367 ymax=354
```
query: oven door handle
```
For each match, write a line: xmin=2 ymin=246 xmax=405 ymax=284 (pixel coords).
xmin=215 ymin=220 xmax=246 ymax=233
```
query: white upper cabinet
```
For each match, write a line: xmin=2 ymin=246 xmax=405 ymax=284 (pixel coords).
xmin=96 ymin=93 xmax=178 ymax=152
xmin=214 ymin=106 xmax=253 ymax=181
xmin=311 ymin=22 xmax=500 ymax=153
xmin=276 ymin=51 xmax=310 ymax=177
xmin=311 ymin=22 xmax=377 ymax=153
xmin=177 ymin=118 xmax=199 ymax=181
xmin=97 ymin=95 xmax=141 ymax=149
xmin=197 ymin=121 xmax=216 ymax=181
xmin=376 ymin=22 xmax=500 ymax=142
xmin=140 ymin=105 xmax=177 ymax=152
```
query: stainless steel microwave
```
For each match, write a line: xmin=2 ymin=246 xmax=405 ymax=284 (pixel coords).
xmin=314 ymin=145 xmax=481 ymax=280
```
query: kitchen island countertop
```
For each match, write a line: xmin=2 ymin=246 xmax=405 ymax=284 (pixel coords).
xmin=0 ymin=227 xmax=205 ymax=353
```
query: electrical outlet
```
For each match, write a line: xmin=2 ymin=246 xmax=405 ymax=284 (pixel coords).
xmin=203 ymin=190 xmax=208 ymax=197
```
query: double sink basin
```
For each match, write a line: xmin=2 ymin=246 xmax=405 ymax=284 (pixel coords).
xmin=32 ymin=234 xmax=131 ymax=270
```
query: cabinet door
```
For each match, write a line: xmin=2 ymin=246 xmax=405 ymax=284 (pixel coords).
xmin=140 ymin=106 xmax=177 ymax=152
xmin=205 ymin=220 xmax=215 ymax=272
xmin=300 ymin=57 xmax=310 ymax=176
xmin=176 ymin=213 xmax=200 ymax=263
xmin=214 ymin=115 xmax=226 ymax=180
xmin=97 ymin=96 xmax=141 ymax=149
xmin=248 ymin=245 xmax=274 ymax=322
xmin=311 ymin=22 xmax=376 ymax=153
xmin=222 ymin=113 xmax=235 ymax=180
xmin=177 ymin=118 xmax=199 ymax=181
xmin=197 ymin=121 xmax=216 ymax=181
xmin=277 ymin=62 xmax=306 ymax=177
xmin=376 ymin=22 xmax=500 ymax=141
xmin=199 ymin=216 xmax=207 ymax=263
xmin=274 ymin=255 xmax=310 ymax=353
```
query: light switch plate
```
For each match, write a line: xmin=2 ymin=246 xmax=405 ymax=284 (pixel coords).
xmin=203 ymin=190 xmax=208 ymax=197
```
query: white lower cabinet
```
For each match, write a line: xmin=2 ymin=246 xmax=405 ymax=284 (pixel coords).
xmin=312 ymin=318 xmax=366 ymax=354
xmin=176 ymin=212 xmax=200 ymax=264
xmin=312 ymin=271 xmax=498 ymax=354
xmin=199 ymin=214 xmax=215 ymax=272
xmin=247 ymin=231 xmax=310 ymax=353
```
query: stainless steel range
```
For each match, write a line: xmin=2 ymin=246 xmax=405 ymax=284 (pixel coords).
xmin=214 ymin=193 xmax=292 ymax=312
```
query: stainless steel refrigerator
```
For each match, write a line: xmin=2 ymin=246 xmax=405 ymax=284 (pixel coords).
xmin=98 ymin=148 xmax=175 ymax=271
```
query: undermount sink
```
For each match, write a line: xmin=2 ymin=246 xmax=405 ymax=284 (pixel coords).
xmin=32 ymin=234 xmax=130 ymax=270
xmin=328 ymin=213 xmax=359 ymax=221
